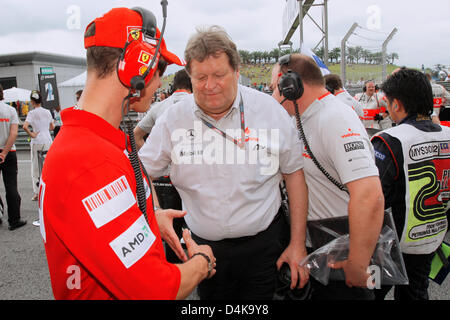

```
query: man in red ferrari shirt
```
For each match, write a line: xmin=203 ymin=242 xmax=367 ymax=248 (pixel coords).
xmin=39 ymin=7 xmax=215 ymax=300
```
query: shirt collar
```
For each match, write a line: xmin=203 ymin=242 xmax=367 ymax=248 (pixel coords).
xmin=61 ymin=107 xmax=127 ymax=150
xmin=302 ymin=91 xmax=333 ymax=120
xmin=193 ymin=85 xmax=241 ymax=122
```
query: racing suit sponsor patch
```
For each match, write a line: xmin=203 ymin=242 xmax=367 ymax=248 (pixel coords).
xmin=109 ymin=215 xmax=155 ymax=269
xmin=344 ymin=141 xmax=365 ymax=152
xmin=82 ymin=176 xmax=136 ymax=228
xmin=374 ymin=150 xmax=386 ymax=161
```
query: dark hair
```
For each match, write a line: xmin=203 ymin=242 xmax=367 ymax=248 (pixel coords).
xmin=84 ymin=23 xmax=123 ymax=78
xmin=279 ymin=54 xmax=324 ymax=87
xmin=30 ymin=90 xmax=42 ymax=104
xmin=173 ymin=69 xmax=192 ymax=92
xmin=324 ymin=74 xmax=343 ymax=92
xmin=0 ymin=84 xmax=3 ymax=101
xmin=381 ymin=69 xmax=433 ymax=116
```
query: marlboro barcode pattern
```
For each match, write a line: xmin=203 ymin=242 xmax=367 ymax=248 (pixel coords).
xmin=83 ymin=177 xmax=128 ymax=212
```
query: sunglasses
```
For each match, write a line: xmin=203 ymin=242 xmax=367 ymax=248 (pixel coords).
xmin=278 ymin=54 xmax=291 ymax=67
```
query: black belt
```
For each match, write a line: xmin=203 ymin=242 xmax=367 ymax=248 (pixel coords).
xmin=192 ymin=206 xmax=284 ymax=244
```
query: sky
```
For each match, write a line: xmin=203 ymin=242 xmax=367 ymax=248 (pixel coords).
xmin=1 ymin=0 xmax=449 ymax=75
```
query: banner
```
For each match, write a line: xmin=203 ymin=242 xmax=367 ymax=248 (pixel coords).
xmin=38 ymin=73 xmax=60 ymax=110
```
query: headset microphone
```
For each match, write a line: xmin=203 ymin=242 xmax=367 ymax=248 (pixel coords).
xmin=121 ymin=2 xmax=170 ymax=223
xmin=135 ymin=1 xmax=168 ymax=89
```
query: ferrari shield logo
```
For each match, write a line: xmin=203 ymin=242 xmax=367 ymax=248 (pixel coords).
xmin=127 ymin=26 xmax=141 ymax=41
xmin=138 ymin=50 xmax=152 ymax=65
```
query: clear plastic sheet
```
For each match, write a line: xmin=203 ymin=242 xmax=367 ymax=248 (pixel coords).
xmin=300 ymin=209 xmax=409 ymax=286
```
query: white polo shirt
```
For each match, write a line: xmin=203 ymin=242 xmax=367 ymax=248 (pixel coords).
xmin=137 ymin=91 xmax=191 ymax=134
xmin=335 ymin=89 xmax=364 ymax=119
xmin=0 ymin=101 xmax=19 ymax=151
xmin=300 ymin=92 xmax=379 ymax=221
xmin=354 ymin=91 xmax=388 ymax=129
xmin=139 ymin=85 xmax=304 ymax=241
xmin=25 ymin=106 xmax=53 ymax=145
xmin=431 ymin=82 xmax=450 ymax=117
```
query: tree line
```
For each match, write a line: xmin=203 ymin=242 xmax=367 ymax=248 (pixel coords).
xmin=238 ymin=46 xmax=399 ymax=65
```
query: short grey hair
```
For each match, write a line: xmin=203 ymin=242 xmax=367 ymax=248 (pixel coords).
xmin=184 ymin=25 xmax=240 ymax=75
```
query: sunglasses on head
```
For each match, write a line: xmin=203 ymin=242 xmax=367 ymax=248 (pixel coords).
xmin=278 ymin=54 xmax=291 ymax=67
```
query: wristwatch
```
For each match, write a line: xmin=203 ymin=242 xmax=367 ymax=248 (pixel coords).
xmin=192 ymin=252 xmax=213 ymax=278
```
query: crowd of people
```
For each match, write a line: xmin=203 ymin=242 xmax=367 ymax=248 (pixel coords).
xmin=0 ymin=6 xmax=449 ymax=302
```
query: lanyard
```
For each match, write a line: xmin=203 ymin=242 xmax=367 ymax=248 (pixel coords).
xmin=199 ymin=93 xmax=246 ymax=149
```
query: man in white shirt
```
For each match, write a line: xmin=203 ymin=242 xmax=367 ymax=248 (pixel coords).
xmin=271 ymin=54 xmax=384 ymax=300
xmin=134 ymin=68 xmax=192 ymax=264
xmin=425 ymin=73 xmax=450 ymax=124
xmin=324 ymin=74 xmax=364 ymax=119
xmin=23 ymin=90 xmax=54 ymax=200
xmin=0 ymin=85 xmax=25 ymax=230
xmin=134 ymin=69 xmax=192 ymax=150
xmin=354 ymin=80 xmax=391 ymax=129
xmin=139 ymin=26 xmax=309 ymax=300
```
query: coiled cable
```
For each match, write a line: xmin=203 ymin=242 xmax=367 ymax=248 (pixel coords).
xmin=293 ymin=101 xmax=349 ymax=194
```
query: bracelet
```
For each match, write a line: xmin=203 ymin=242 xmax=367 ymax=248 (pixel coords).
xmin=192 ymin=252 xmax=213 ymax=278
xmin=153 ymin=206 xmax=162 ymax=212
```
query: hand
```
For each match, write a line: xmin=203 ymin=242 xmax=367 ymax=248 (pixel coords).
xmin=30 ymin=131 xmax=39 ymax=138
xmin=155 ymin=208 xmax=188 ymax=262
xmin=329 ymin=259 xmax=370 ymax=288
xmin=182 ymin=228 xmax=216 ymax=279
xmin=276 ymin=244 xmax=309 ymax=289
xmin=0 ymin=152 xmax=5 ymax=164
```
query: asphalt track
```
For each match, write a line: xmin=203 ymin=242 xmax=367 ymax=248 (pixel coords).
xmin=0 ymin=151 xmax=448 ymax=300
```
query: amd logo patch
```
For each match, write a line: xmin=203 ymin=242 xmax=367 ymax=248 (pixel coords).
xmin=109 ymin=215 xmax=155 ymax=269
xmin=344 ymin=141 xmax=365 ymax=152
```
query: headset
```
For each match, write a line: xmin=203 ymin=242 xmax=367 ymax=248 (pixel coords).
xmin=277 ymin=54 xmax=349 ymax=193
xmin=278 ymin=71 xmax=304 ymax=102
xmin=274 ymin=263 xmax=312 ymax=300
xmin=119 ymin=2 xmax=168 ymax=222
xmin=362 ymin=80 xmax=375 ymax=93
xmin=277 ymin=54 xmax=304 ymax=102
xmin=117 ymin=6 xmax=162 ymax=91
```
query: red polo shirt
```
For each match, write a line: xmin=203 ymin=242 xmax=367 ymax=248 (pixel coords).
xmin=40 ymin=107 xmax=180 ymax=299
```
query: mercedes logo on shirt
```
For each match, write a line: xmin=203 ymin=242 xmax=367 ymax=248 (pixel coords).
xmin=186 ymin=129 xmax=195 ymax=140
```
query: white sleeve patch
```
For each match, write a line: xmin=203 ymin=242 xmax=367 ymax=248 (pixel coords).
xmin=109 ymin=215 xmax=155 ymax=269
xmin=39 ymin=179 xmax=46 ymax=242
xmin=82 ymin=176 xmax=136 ymax=228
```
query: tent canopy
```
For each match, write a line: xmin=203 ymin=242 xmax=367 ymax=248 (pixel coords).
xmin=59 ymin=71 xmax=86 ymax=87
xmin=2 ymin=87 xmax=32 ymax=103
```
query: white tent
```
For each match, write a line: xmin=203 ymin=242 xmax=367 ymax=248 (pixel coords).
xmin=58 ymin=71 xmax=86 ymax=109
xmin=59 ymin=71 xmax=86 ymax=87
xmin=3 ymin=87 xmax=32 ymax=103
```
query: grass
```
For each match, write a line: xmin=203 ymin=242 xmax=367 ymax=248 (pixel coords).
xmin=328 ymin=63 xmax=399 ymax=83
xmin=160 ymin=63 xmax=400 ymax=90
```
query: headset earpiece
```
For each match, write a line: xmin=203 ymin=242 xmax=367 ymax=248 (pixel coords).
xmin=131 ymin=7 xmax=157 ymax=37
xmin=278 ymin=70 xmax=304 ymax=101
xmin=117 ymin=40 xmax=159 ymax=90
xmin=117 ymin=7 xmax=159 ymax=90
